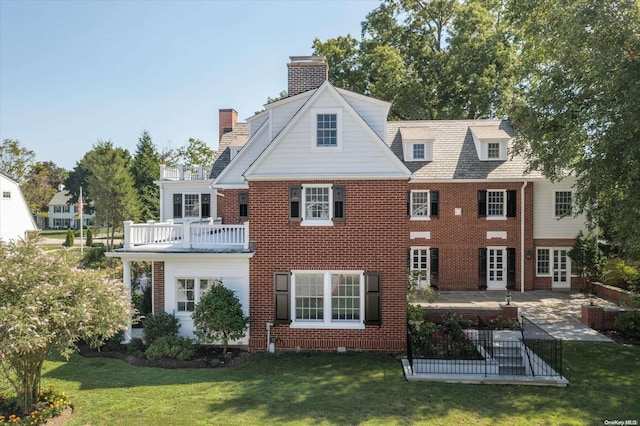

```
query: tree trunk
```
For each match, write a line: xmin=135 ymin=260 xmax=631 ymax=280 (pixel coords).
xmin=12 ymin=349 xmax=47 ymax=415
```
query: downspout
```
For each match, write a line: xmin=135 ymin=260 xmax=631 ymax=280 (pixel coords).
xmin=521 ymin=181 xmax=528 ymax=293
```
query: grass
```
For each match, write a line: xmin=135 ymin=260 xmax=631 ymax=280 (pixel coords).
xmin=2 ymin=342 xmax=638 ymax=425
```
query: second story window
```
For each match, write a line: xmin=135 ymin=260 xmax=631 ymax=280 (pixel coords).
xmin=317 ymin=114 xmax=337 ymax=146
xmin=555 ymin=191 xmax=572 ymax=217
xmin=487 ymin=190 xmax=505 ymax=217
xmin=305 ymin=186 xmax=330 ymax=221
xmin=290 ymin=185 xmax=345 ymax=225
xmin=478 ymin=189 xmax=517 ymax=219
xmin=409 ymin=190 xmax=439 ymax=220
xmin=413 ymin=144 xmax=425 ymax=160
xmin=2 ymin=191 xmax=10 ymax=199
xmin=184 ymin=194 xmax=200 ymax=218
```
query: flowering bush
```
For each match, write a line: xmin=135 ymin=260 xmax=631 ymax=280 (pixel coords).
xmin=0 ymin=386 xmax=72 ymax=425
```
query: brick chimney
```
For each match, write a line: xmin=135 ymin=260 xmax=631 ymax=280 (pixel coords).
xmin=287 ymin=56 xmax=328 ymax=97
xmin=219 ymin=109 xmax=238 ymax=142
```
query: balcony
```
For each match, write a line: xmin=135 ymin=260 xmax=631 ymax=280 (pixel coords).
xmin=122 ymin=220 xmax=249 ymax=252
xmin=160 ymin=164 xmax=213 ymax=181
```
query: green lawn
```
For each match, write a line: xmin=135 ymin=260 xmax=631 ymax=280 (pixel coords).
xmin=4 ymin=342 xmax=639 ymax=425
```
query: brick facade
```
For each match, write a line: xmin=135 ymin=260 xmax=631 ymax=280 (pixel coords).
xmin=247 ymin=180 xmax=408 ymax=352
xmin=287 ymin=57 xmax=328 ymax=96
xmin=218 ymin=109 xmax=238 ymax=141
xmin=152 ymin=261 xmax=165 ymax=314
xmin=216 ymin=188 xmax=245 ymax=224
xmin=532 ymin=238 xmax=584 ymax=290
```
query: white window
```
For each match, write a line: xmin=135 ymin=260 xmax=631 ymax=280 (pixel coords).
xmin=184 ymin=194 xmax=200 ymax=218
xmin=311 ymin=109 xmax=342 ymax=150
xmin=410 ymin=247 xmax=430 ymax=285
xmin=410 ymin=190 xmax=430 ymax=219
xmin=413 ymin=144 xmax=425 ymax=160
xmin=302 ymin=185 xmax=332 ymax=225
xmin=555 ymin=191 xmax=572 ymax=217
xmin=487 ymin=142 xmax=500 ymax=159
xmin=2 ymin=191 xmax=10 ymax=199
xmin=62 ymin=205 xmax=70 ymax=213
xmin=404 ymin=141 xmax=433 ymax=161
xmin=537 ymin=248 xmax=551 ymax=276
xmin=53 ymin=206 xmax=62 ymax=213
xmin=487 ymin=190 xmax=505 ymax=218
xmin=291 ymin=271 xmax=364 ymax=329
xmin=176 ymin=277 xmax=215 ymax=313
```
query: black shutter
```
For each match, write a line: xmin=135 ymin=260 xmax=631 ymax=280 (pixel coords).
xmin=507 ymin=248 xmax=516 ymax=289
xmin=364 ymin=272 xmax=382 ymax=326
xmin=478 ymin=190 xmax=487 ymax=217
xmin=407 ymin=190 xmax=411 ymax=216
xmin=430 ymin=248 xmax=439 ymax=288
xmin=173 ymin=194 xmax=183 ymax=219
xmin=407 ymin=248 xmax=412 ymax=269
xmin=479 ymin=248 xmax=487 ymax=289
xmin=430 ymin=190 xmax=439 ymax=218
xmin=333 ymin=185 xmax=345 ymax=221
xmin=238 ymin=192 xmax=249 ymax=220
xmin=274 ymin=272 xmax=291 ymax=324
xmin=201 ymin=193 xmax=211 ymax=218
xmin=289 ymin=186 xmax=302 ymax=221
xmin=507 ymin=190 xmax=517 ymax=218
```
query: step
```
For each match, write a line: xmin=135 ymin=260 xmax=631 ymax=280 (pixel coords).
xmin=500 ymin=365 xmax=527 ymax=375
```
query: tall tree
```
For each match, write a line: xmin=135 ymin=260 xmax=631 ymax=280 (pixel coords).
xmin=83 ymin=141 xmax=140 ymax=250
xmin=0 ymin=139 xmax=35 ymax=184
xmin=21 ymin=161 xmax=68 ymax=222
xmin=132 ymin=130 xmax=160 ymax=221
xmin=313 ymin=0 xmax=518 ymax=120
xmin=508 ymin=0 xmax=640 ymax=258
xmin=175 ymin=138 xmax=216 ymax=166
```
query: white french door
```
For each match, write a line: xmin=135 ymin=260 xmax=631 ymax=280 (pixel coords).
xmin=552 ymin=249 xmax=571 ymax=289
xmin=487 ymin=247 xmax=507 ymax=290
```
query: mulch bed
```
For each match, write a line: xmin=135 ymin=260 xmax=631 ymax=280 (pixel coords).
xmin=602 ymin=330 xmax=640 ymax=346
xmin=77 ymin=343 xmax=251 ymax=369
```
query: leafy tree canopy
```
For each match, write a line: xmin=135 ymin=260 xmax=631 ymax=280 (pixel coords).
xmin=21 ymin=161 xmax=68 ymax=216
xmin=0 ymin=139 xmax=35 ymax=184
xmin=508 ymin=0 xmax=640 ymax=259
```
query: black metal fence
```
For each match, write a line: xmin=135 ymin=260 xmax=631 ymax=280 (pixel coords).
xmin=406 ymin=316 xmax=563 ymax=378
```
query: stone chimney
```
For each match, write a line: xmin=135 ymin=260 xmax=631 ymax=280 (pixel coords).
xmin=287 ymin=56 xmax=328 ymax=97
xmin=219 ymin=109 xmax=238 ymax=142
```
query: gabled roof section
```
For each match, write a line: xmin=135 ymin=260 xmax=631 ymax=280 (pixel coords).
xmin=210 ymin=123 xmax=249 ymax=179
xmin=469 ymin=125 xmax=511 ymax=140
xmin=400 ymin=127 xmax=434 ymax=141
xmin=244 ymin=81 xmax=410 ymax=180
xmin=48 ymin=190 xmax=72 ymax=206
xmin=387 ymin=119 xmax=545 ymax=181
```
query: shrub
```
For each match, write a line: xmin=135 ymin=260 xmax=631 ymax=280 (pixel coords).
xmin=62 ymin=228 xmax=74 ymax=247
xmin=85 ymin=228 xmax=93 ymax=247
xmin=127 ymin=337 xmax=146 ymax=358
xmin=192 ymin=280 xmax=248 ymax=354
xmin=488 ymin=315 xmax=520 ymax=330
xmin=145 ymin=335 xmax=196 ymax=361
xmin=440 ymin=311 xmax=472 ymax=341
xmin=143 ymin=312 xmax=180 ymax=345
xmin=81 ymin=246 xmax=106 ymax=268
xmin=407 ymin=304 xmax=437 ymax=345
xmin=615 ymin=311 xmax=640 ymax=339
xmin=603 ymin=259 xmax=640 ymax=290
xmin=99 ymin=331 xmax=125 ymax=352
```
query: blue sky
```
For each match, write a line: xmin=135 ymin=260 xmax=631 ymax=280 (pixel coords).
xmin=0 ymin=0 xmax=379 ymax=170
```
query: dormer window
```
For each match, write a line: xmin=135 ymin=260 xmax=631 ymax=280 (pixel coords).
xmin=469 ymin=126 xmax=510 ymax=161
xmin=311 ymin=108 xmax=342 ymax=150
xmin=400 ymin=127 xmax=434 ymax=162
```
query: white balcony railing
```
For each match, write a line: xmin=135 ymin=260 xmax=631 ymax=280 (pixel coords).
xmin=160 ymin=164 xmax=213 ymax=181
xmin=123 ymin=220 xmax=249 ymax=251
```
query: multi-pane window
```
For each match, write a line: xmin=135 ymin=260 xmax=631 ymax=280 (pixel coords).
xmin=177 ymin=278 xmax=216 ymax=312
xmin=537 ymin=249 xmax=551 ymax=275
xmin=487 ymin=190 xmax=505 ymax=217
xmin=295 ymin=274 xmax=324 ymax=321
xmin=413 ymin=143 xmax=425 ymax=160
xmin=184 ymin=194 xmax=200 ymax=218
xmin=555 ymin=191 xmax=572 ymax=217
xmin=2 ymin=191 xmax=10 ymax=199
xmin=411 ymin=248 xmax=429 ymax=284
xmin=292 ymin=271 xmax=363 ymax=327
xmin=331 ymin=274 xmax=361 ymax=321
xmin=304 ymin=186 xmax=330 ymax=220
xmin=487 ymin=142 xmax=500 ymax=159
xmin=317 ymin=114 xmax=337 ymax=146
xmin=411 ymin=191 xmax=430 ymax=217
xmin=53 ymin=206 xmax=62 ymax=213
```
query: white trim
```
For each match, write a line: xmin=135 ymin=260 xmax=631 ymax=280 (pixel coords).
xmin=409 ymin=177 xmax=546 ymax=183
xmin=404 ymin=140 xmax=433 ymax=162
xmin=300 ymin=184 xmax=333 ymax=226
xmin=247 ymin=174 xmax=409 ymax=181
xmin=409 ymin=247 xmax=431 ymax=287
xmin=486 ymin=231 xmax=507 ymax=239
xmin=486 ymin=246 xmax=507 ymax=290
xmin=410 ymin=190 xmax=431 ymax=220
xmin=486 ymin=189 xmax=507 ymax=219
xmin=106 ymin=252 xmax=254 ymax=261
xmin=553 ymin=189 xmax=573 ymax=218
xmin=410 ymin=231 xmax=431 ymax=240
xmin=310 ymin=108 xmax=342 ymax=151
xmin=290 ymin=270 xmax=365 ymax=329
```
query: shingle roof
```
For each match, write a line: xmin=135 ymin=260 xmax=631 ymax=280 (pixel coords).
xmin=468 ymin=125 xmax=511 ymax=140
xmin=386 ymin=119 xmax=544 ymax=180
xmin=399 ymin=127 xmax=433 ymax=141
xmin=210 ymin=123 xmax=249 ymax=179
xmin=48 ymin=190 xmax=72 ymax=206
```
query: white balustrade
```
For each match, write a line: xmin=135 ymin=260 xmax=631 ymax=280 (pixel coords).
xmin=123 ymin=220 xmax=248 ymax=250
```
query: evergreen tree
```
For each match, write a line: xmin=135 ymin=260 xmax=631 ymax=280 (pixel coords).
xmin=85 ymin=227 xmax=93 ymax=247
xmin=132 ymin=130 xmax=160 ymax=221
xmin=63 ymin=228 xmax=74 ymax=247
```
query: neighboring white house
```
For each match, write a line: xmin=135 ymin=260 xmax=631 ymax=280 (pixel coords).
xmin=0 ymin=171 xmax=37 ymax=242
xmin=48 ymin=185 xmax=95 ymax=229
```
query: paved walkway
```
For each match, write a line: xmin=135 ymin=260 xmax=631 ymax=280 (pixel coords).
xmin=420 ymin=290 xmax=617 ymax=342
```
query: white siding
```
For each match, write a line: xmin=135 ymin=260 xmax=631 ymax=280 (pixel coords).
xmin=214 ymin=123 xmax=271 ymax=186
xmin=270 ymin=96 xmax=310 ymax=138
xmin=533 ymin=178 xmax=587 ymax=239
xmin=158 ymin=182 xmax=217 ymax=222
xmin=0 ymin=174 xmax=37 ymax=241
xmin=339 ymin=92 xmax=388 ymax=140
xmin=163 ymin=257 xmax=250 ymax=345
xmin=248 ymin=90 xmax=407 ymax=179
xmin=247 ymin=112 xmax=268 ymax=136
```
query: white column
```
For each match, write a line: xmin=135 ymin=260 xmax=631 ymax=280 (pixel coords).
xmin=183 ymin=221 xmax=191 ymax=248
xmin=123 ymin=260 xmax=132 ymax=343
xmin=123 ymin=220 xmax=133 ymax=249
